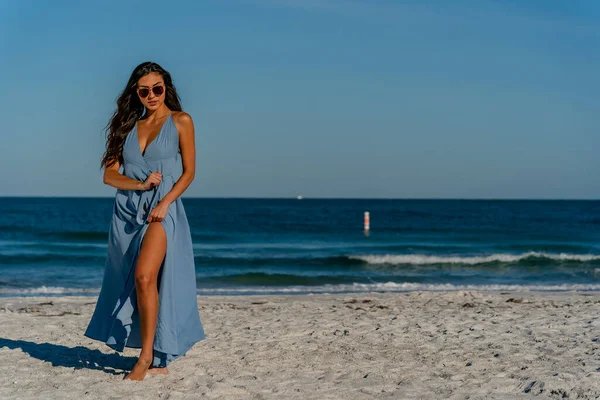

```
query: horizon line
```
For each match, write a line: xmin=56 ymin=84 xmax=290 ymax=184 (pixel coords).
xmin=0 ymin=196 xmax=598 ymax=201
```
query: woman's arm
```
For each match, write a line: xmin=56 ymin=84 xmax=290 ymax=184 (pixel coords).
xmin=103 ymin=160 xmax=162 ymax=191
xmin=148 ymin=112 xmax=196 ymax=222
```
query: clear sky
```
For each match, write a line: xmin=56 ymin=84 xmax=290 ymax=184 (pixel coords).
xmin=1 ymin=0 xmax=598 ymax=199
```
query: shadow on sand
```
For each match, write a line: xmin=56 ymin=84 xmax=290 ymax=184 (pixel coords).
xmin=0 ymin=338 xmax=136 ymax=375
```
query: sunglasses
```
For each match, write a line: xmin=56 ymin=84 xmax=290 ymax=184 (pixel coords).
xmin=137 ymin=85 xmax=165 ymax=98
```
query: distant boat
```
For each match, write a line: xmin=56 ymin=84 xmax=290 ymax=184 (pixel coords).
xmin=297 ymin=195 xmax=303 ymax=200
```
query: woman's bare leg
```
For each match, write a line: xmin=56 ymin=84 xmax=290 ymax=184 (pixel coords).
xmin=124 ymin=222 xmax=167 ymax=381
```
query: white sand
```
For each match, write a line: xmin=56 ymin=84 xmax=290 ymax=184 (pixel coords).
xmin=1 ymin=290 xmax=600 ymax=399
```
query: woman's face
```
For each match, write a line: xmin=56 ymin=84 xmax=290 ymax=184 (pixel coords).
xmin=136 ymin=72 xmax=166 ymax=111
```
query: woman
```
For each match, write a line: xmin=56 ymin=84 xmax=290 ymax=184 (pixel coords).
xmin=84 ymin=61 xmax=205 ymax=381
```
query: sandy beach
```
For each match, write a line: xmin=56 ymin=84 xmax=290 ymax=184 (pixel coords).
xmin=1 ymin=290 xmax=600 ymax=399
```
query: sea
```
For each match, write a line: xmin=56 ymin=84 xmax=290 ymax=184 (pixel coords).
xmin=0 ymin=198 xmax=599 ymax=297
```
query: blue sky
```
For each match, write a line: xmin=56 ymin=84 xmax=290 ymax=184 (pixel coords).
xmin=1 ymin=0 xmax=598 ymax=199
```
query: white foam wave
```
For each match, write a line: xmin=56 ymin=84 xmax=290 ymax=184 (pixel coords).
xmin=349 ymin=252 xmax=600 ymax=265
xmin=194 ymin=282 xmax=600 ymax=294
xmin=0 ymin=286 xmax=99 ymax=295
xmin=4 ymin=282 xmax=600 ymax=297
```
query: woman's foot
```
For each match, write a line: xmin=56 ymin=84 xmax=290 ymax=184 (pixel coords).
xmin=147 ymin=366 xmax=169 ymax=375
xmin=123 ymin=358 xmax=152 ymax=381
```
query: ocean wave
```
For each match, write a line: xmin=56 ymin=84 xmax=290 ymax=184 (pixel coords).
xmin=200 ymin=272 xmax=355 ymax=286
xmin=191 ymin=233 xmax=231 ymax=242
xmin=196 ymin=282 xmax=600 ymax=294
xmin=0 ymin=253 xmax=104 ymax=265
xmin=2 ymin=250 xmax=598 ymax=269
xmin=39 ymin=231 xmax=108 ymax=242
xmin=350 ymin=252 xmax=600 ymax=266
xmin=194 ymin=254 xmax=363 ymax=267
xmin=0 ymin=286 xmax=99 ymax=295
xmin=3 ymin=282 xmax=600 ymax=297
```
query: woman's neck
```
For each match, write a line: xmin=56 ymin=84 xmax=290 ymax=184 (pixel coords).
xmin=144 ymin=105 xmax=171 ymax=122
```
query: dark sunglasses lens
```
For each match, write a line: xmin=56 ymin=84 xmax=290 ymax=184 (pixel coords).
xmin=138 ymin=88 xmax=150 ymax=98
xmin=152 ymin=86 xmax=164 ymax=96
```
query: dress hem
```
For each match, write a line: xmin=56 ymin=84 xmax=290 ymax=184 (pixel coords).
xmin=83 ymin=330 xmax=206 ymax=356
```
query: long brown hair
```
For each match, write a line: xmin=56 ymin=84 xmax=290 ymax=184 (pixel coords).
xmin=101 ymin=62 xmax=183 ymax=168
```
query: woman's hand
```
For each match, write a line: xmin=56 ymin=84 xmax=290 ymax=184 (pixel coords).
xmin=148 ymin=200 xmax=170 ymax=223
xmin=141 ymin=171 xmax=162 ymax=190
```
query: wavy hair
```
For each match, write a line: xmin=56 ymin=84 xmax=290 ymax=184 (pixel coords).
xmin=101 ymin=61 xmax=182 ymax=168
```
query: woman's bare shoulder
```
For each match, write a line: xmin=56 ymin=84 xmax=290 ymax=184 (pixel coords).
xmin=172 ymin=111 xmax=194 ymax=139
xmin=172 ymin=111 xmax=193 ymax=125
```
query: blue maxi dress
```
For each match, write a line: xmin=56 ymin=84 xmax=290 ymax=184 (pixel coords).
xmin=85 ymin=114 xmax=205 ymax=367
